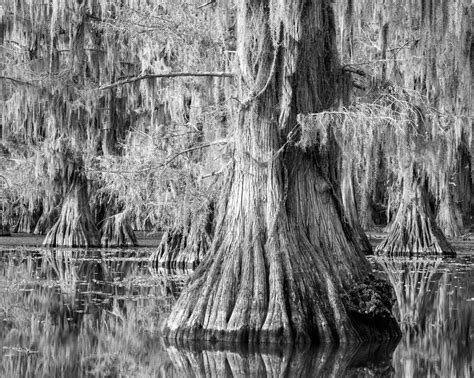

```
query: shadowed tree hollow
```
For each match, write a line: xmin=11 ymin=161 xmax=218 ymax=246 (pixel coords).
xmin=163 ymin=0 xmax=400 ymax=345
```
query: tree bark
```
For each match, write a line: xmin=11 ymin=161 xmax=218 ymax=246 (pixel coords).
xmin=163 ymin=0 xmax=400 ymax=345
xmin=436 ymin=186 xmax=463 ymax=238
xmin=43 ymin=166 xmax=99 ymax=248
xmin=376 ymin=169 xmax=455 ymax=256
xmin=341 ymin=160 xmax=373 ymax=254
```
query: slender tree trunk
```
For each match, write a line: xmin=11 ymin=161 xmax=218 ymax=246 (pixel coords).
xmin=164 ymin=0 xmax=400 ymax=345
xmin=376 ymin=168 xmax=455 ymax=255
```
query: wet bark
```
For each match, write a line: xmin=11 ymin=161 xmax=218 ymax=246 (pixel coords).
xmin=163 ymin=0 xmax=400 ymax=344
xmin=376 ymin=171 xmax=455 ymax=256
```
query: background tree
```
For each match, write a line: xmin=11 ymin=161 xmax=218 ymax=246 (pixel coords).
xmin=331 ymin=0 xmax=471 ymax=254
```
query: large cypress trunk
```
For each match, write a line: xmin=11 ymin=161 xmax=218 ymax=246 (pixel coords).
xmin=376 ymin=168 xmax=455 ymax=255
xmin=164 ymin=0 xmax=400 ymax=345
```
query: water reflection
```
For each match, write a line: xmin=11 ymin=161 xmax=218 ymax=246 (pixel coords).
xmin=1 ymin=249 xmax=472 ymax=377
xmin=162 ymin=341 xmax=397 ymax=377
xmin=375 ymin=256 xmax=473 ymax=377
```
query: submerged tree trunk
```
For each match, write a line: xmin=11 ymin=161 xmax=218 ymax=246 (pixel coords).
xmin=376 ymin=169 xmax=455 ymax=255
xmin=164 ymin=0 xmax=400 ymax=345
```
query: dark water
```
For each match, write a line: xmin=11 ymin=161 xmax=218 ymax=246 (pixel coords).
xmin=0 ymin=248 xmax=472 ymax=377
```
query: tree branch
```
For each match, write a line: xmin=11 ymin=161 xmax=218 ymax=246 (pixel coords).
xmin=99 ymin=72 xmax=234 ymax=90
xmin=0 ymin=76 xmax=34 ymax=86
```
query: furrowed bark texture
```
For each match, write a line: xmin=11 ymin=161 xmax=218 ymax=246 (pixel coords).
xmin=163 ymin=0 xmax=400 ymax=344
xmin=376 ymin=171 xmax=455 ymax=255
xmin=341 ymin=160 xmax=373 ymax=254
xmin=43 ymin=174 xmax=99 ymax=248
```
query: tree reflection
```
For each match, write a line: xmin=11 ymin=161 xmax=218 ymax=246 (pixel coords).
xmin=161 ymin=340 xmax=398 ymax=377
xmin=375 ymin=256 xmax=473 ymax=377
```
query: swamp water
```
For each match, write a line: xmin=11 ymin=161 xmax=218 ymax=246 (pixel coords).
xmin=0 ymin=245 xmax=472 ymax=377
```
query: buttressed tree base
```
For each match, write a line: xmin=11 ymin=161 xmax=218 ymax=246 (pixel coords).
xmin=163 ymin=0 xmax=401 ymax=345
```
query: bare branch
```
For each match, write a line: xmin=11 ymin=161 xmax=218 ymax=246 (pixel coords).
xmin=99 ymin=72 xmax=234 ymax=90
xmin=0 ymin=76 xmax=34 ymax=86
xmin=197 ymin=1 xmax=216 ymax=9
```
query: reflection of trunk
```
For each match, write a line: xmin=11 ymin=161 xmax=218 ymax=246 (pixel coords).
xmin=376 ymin=171 xmax=454 ymax=255
xmin=163 ymin=341 xmax=398 ymax=377
xmin=436 ymin=187 xmax=463 ymax=238
xmin=375 ymin=257 xmax=441 ymax=333
xmin=164 ymin=0 xmax=400 ymax=344
xmin=341 ymin=161 xmax=372 ymax=254
xmin=100 ymin=211 xmax=137 ymax=247
xmin=43 ymin=175 xmax=99 ymax=247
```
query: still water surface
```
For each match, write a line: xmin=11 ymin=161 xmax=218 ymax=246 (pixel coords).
xmin=0 ymin=247 xmax=472 ymax=377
